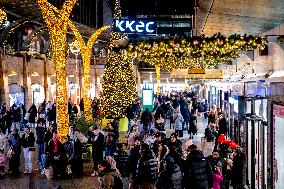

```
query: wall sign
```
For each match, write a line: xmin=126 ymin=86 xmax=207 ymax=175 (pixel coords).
xmin=114 ymin=19 xmax=156 ymax=34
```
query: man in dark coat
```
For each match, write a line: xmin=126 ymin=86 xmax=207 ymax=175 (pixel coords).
xmin=136 ymin=143 xmax=158 ymax=188
xmin=141 ymin=108 xmax=152 ymax=132
xmin=218 ymin=112 xmax=228 ymax=136
xmin=184 ymin=144 xmax=213 ymax=189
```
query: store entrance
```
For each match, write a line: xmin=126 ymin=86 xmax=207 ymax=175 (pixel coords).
xmin=8 ymin=84 xmax=25 ymax=107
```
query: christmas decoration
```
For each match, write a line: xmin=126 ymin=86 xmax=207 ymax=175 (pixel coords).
xmin=100 ymin=0 xmax=138 ymax=117
xmin=37 ymin=0 xmax=77 ymax=143
xmin=117 ymin=34 xmax=267 ymax=71
xmin=0 ymin=8 xmax=7 ymax=25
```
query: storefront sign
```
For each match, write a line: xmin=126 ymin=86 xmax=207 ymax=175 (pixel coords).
xmin=114 ymin=19 xmax=156 ymax=34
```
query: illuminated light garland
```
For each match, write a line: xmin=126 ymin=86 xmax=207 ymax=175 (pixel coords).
xmin=2 ymin=20 xmax=30 ymax=45
xmin=117 ymin=34 xmax=267 ymax=71
xmin=37 ymin=0 xmax=77 ymax=143
xmin=63 ymin=15 xmax=110 ymax=122
xmin=155 ymin=65 xmax=161 ymax=94
xmin=100 ymin=0 xmax=138 ymax=117
xmin=0 ymin=8 xmax=7 ymax=24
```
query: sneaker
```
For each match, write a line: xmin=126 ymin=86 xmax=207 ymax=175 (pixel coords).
xmin=91 ymin=171 xmax=98 ymax=177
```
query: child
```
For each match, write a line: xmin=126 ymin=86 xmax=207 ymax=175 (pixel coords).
xmin=0 ymin=149 xmax=6 ymax=178
xmin=213 ymin=162 xmax=223 ymax=189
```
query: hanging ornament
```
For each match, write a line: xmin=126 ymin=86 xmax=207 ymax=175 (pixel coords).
xmin=0 ymin=8 xmax=7 ymax=25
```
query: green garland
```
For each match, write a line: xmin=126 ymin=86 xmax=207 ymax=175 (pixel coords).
xmin=117 ymin=33 xmax=267 ymax=71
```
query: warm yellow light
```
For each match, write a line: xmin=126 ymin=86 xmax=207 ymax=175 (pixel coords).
xmin=0 ymin=8 xmax=7 ymax=24
xmin=37 ymin=0 xmax=77 ymax=143
xmin=7 ymin=70 xmax=17 ymax=77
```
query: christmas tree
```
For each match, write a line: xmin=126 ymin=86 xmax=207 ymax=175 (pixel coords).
xmin=100 ymin=0 xmax=138 ymax=117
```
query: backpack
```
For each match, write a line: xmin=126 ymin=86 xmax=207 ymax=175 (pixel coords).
xmin=113 ymin=175 xmax=123 ymax=189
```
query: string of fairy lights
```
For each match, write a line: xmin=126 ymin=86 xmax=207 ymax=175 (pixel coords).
xmin=0 ymin=8 xmax=7 ymax=24
xmin=119 ymin=34 xmax=268 ymax=71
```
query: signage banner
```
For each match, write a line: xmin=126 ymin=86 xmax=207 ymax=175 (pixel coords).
xmin=114 ymin=19 xmax=157 ymax=34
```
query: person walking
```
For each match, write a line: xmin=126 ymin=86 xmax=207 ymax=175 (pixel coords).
xmin=35 ymin=121 xmax=46 ymax=173
xmin=184 ymin=144 xmax=213 ymax=189
xmin=136 ymin=143 xmax=158 ymax=189
xmin=231 ymin=148 xmax=246 ymax=189
xmin=8 ymin=128 xmax=21 ymax=177
xmin=173 ymin=109 xmax=184 ymax=138
xmin=21 ymin=126 xmax=35 ymax=174
xmin=28 ymin=104 xmax=37 ymax=128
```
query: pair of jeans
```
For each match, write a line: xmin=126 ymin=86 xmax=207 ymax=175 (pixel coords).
xmin=23 ymin=148 xmax=33 ymax=172
xmin=37 ymin=144 xmax=44 ymax=170
xmin=41 ymin=154 xmax=47 ymax=169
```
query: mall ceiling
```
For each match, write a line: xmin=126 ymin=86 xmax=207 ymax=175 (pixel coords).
xmin=197 ymin=0 xmax=284 ymax=36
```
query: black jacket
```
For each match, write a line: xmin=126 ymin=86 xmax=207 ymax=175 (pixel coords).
xmin=218 ymin=117 xmax=227 ymax=135
xmin=184 ymin=150 xmax=213 ymax=189
xmin=36 ymin=127 xmax=46 ymax=144
xmin=21 ymin=132 xmax=35 ymax=148
xmin=158 ymin=154 xmax=182 ymax=189
xmin=129 ymin=146 xmax=141 ymax=176
xmin=114 ymin=150 xmax=130 ymax=177
xmin=137 ymin=152 xmax=158 ymax=184
xmin=231 ymin=155 xmax=246 ymax=187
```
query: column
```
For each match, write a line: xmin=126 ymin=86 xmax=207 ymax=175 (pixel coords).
xmin=43 ymin=56 xmax=49 ymax=101
xmin=23 ymin=55 xmax=32 ymax=108
xmin=0 ymin=50 xmax=9 ymax=104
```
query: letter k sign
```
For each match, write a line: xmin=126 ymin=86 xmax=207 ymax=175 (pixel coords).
xmin=125 ymin=21 xmax=135 ymax=32
xmin=116 ymin=20 xmax=125 ymax=31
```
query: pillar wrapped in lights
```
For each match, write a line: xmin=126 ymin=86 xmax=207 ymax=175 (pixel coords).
xmin=37 ymin=0 xmax=77 ymax=142
xmin=155 ymin=65 xmax=161 ymax=94
xmin=0 ymin=8 xmax=7 ymax=24
xmin=67 ymin=18 xmax=110 ymax=122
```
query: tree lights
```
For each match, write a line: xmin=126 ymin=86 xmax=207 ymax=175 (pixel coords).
xmin=66 ymin=19 xmax=110 ymax=122
xmin=37 ymin=0 xmax=77 ymax=143
xmin=0 ymin=8 xmax=7 ymax=25
xmin=100 ymin=0 xmax=138 ymax=117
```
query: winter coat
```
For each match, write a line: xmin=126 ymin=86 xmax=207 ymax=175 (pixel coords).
xmin=36 ymin=126 xmax=46 ymax=144
xmin=137 ymin=152 xmax=158 ymax=184
xmin=129 ymin=146 xmax=141 ymax=176
xmin=231 ymin=155 xmax=246 ymax=187
xmin=184 ymin=150 xmax=213 ymax=189
xmin=158 ymin=155 xmax=182 ymax=189
xmin=21 ymin=132 xmax=35 ymax=148
xmin=28 ymin=105 xmax=37 ymax=124
xmin=173 ymin=113 xmax=184 ymax=131
xmin=114 ymin=150 xmax=130 ymax=177
xmin=213 ymin=170 xmax=223 ymax=189
xmin=218 ymin=117 xmax=227 ymax=135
